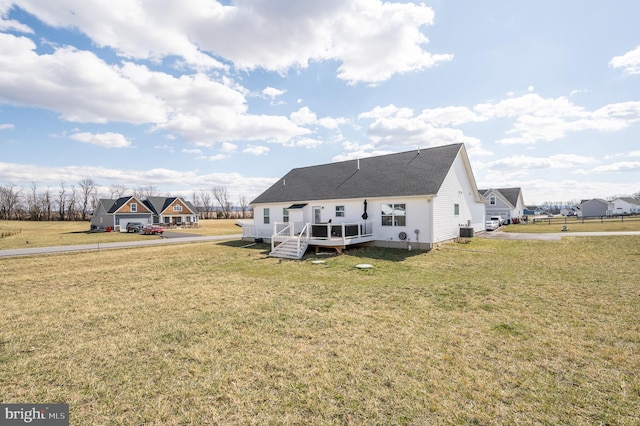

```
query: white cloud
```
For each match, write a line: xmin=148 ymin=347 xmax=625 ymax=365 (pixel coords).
xmin=243 ymin=145 xmax=269 ymax=156
xmin=486 ymin=154 xmax=596 ymax=171
xmin=609 ymin=45 xmax=640 ymax=75
xmin=220 ymin=142 xmax=237 ymax=153
xmin=0 ymin=33 xmax=310 ymax=146
xmin=9 ymin=0 xmax=224 ymax=70
xmin=7 ymin=0 xmax=450 ymax=84
xmin=290 ymin=107 xmax=317 ymax=125
xmin=358 ymin=104 xmax=490 ymax=156
xmin=70 ymin=131 xmax=131 ymax=148
xmin=316 ymin=116 xmax=348 ymax=129
xmin=262 ymin=87 xmax=286 ymax=99
xmin=592 ymin=162 xmax=640 ymax=173
xmin=0 ymin=123 xmax=14 ymax=130
xmin=473 ymin=94 xmax=640 ymax=145
xmin=207 ymin=154 xmax=228 ymax=161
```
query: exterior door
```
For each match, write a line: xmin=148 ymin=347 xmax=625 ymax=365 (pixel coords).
xmin=313 ymin=207 xmax=322 ymax=224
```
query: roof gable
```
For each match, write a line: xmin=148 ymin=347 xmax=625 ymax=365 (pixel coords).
xmin=109 ymin=196 xmax=153 ymax=214
xmin=616 ymin=197 xmax=640 ymax=205
xmin=252 ymin=144 xmax=464 ymax=204
xmin=145 ymin=197 xmax=198 ymax=215
xmin=480 ymin=188 xmax=522 ymax=208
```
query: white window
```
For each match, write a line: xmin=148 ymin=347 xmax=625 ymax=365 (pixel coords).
xmin=335 ymin=206 xmax=345 ymax=217
xmin=381 ymin=203 xmax=406 ymax=226
xmin=131 ymin=203 xmax=137 ymax=212
xmin=283 ymin=208 xmax=289 ymax=223
xmin=454 ymin=204 xmax=460 ymax=216
xmin=264 ymin=208 xmax=270 ymax=224
xmin=489 ymin=196 xmax=496 ymax=205
xmin=173 ymin=205 xmax=183 ymax=212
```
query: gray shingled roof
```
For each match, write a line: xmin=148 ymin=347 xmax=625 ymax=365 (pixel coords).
xmin=479 ymin=188 xmax=522 ymax=208
xmin=251 ymin=144 xmax=463 ymax=204
xmin=144 ymin=196 xmax=198 ymax=215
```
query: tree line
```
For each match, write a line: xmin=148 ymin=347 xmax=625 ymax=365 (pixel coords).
xmin=0 ymin=180 xmax=253 ymax=221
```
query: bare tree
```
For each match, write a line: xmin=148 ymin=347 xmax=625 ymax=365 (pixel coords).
xmin=57 ymin=181 xmax=67 ymax=221
xmin=90 ymin=187 xmax=100 ymax=218
xmin=199 ymin=190 xmax=213 ymax=219
xmin=212 ymin=186 xmax=231 ymax=218
xmin=67 ymin=185 xmax=78 ymax=220
xmin=238 ymin=195 xmax=249 ymax=219
xmin=134 ymin=185 xmax=158 ymax=199
xmin=0 ymin=184 xmax=22 ymax=220
xmin=78 ymin=178 xmax=98 ymax=220
xmin=110 ymin=184 xmax=129 ymax=199
xmin=43 ymin=187 xmax=52 ymax=221
xmin=28 ymin=182 xmax=43 ymax=221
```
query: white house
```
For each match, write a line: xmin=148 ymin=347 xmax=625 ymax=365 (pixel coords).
xmin=246 ymin=143 xmax=486 ymax=259
xmin=612 ymin=197 xmax=640 ymax=215
xmin=478 ymin=188 xmax=525 ymax=224
xmin=579 ymin=198 xmax=614 ymax=217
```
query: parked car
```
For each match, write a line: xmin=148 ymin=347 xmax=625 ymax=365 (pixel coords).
xmin=485 ymin=219 xmax=500 ymax=231
xmin=126 ymin=222 xmax=145 ymax=233
xmin=142 ymin=224 xmax=164 ymax=235
xmin=490 ymin=215 xmax=504 ymax=226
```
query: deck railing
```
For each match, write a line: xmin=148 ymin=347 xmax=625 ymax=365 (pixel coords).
xmin=270 ymin=222 xmax=311 ymax=257
xmin=309 ymin=221 xmax=373 ymax=242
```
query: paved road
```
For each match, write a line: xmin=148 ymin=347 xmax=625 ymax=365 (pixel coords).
xmin=0 ymin=234 xmax=243 ymax=258
xmin=478 ymin=230 xmax=640 ymax=241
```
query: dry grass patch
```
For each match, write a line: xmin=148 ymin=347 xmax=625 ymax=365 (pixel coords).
xmin=1 ymin=237 xmax=639 ymax=424
xmin=506 ymin=217 xmax=640 ymax=233
xmin=0 ymin=219 xmax=241 ymax=250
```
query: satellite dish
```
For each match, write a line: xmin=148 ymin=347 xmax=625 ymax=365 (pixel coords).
xmin=398 ymin=231 xmax=407 ymax=240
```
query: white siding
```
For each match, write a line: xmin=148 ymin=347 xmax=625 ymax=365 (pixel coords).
xmin=433 ymin=153 xmax=485 ymax=243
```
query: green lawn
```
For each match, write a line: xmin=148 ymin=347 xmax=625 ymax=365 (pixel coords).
xmin=1 ymin=229 xmax=638 ymax=424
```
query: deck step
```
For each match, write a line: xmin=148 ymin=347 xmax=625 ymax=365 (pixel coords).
xmin=269 ymin=240 xmax=308 ymax=259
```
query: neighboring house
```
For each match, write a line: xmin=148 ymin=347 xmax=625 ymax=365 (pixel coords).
xmin=90 ymin=196 xmax=199 ymax=232
xmin=612 ymin=197 xmax=640 ymax=215
xmin=524 ymin=205 xmax=543 ymax=216
xmin=478 ymin=188 xmax=525 ymax=224
xmin=246 ymin=143 xmax=486 ymax=259
xmin=144 ymin=196 xmax=199 ymax=227
xmin=579 ymin=198 xmax=614 ymax=217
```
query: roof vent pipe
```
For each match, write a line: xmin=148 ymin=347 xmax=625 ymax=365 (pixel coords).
xmin=357 ymin=158 xmax=360 ymax=170
xmin=283 ymin=178 xmax=286 ymax=186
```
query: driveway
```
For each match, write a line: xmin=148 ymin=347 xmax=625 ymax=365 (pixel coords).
xmin=478 ymin=230 xmax=640 ymax=241
xmin=0 ymin=234 xmax=243 ymax=258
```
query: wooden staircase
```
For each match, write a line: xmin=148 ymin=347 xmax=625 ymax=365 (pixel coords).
xmin=269 ymin=239 xmax=309 ymax=259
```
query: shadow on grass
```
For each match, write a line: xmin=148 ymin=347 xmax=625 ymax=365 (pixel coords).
xmin=217 ymin=240 xmax=426 ymax=261
xmin=339 ymin=245 xmax=425 ymax=261
xmin=216 ymin=240 xmax=271 ymax=254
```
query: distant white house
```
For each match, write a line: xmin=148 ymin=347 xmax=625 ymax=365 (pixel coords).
xmin=612 ymin=197 xmax=640 ymax=215
xmin=246 ymin=143 xmax=486 ymax=259
xmin=478 ymin=188 xmax=525 ymax=224
xmin=578 ymin=199 xmax=614 ymax=217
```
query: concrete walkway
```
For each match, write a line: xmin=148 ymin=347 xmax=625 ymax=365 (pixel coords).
xmin=477 ymin=230 xmax=640 ymax=241
xmin=0 ymin=234 xmax=243 ymax=258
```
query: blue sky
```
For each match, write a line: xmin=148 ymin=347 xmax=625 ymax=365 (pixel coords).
xmin=1 ymin=0 xmax=639 ymax=205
